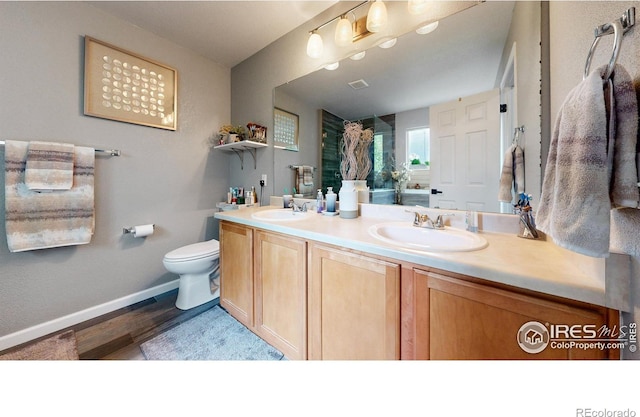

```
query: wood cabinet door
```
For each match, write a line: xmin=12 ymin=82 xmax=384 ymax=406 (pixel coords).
xmin=309 ymin=244 xmax=400 ymax=360
xmin=254 ymin=230 xmax=307 ymax=360
xmin=414 ymin=270 xmax=617 ymax=360
xmin=219 ymin=221 xmax=254 ymax=328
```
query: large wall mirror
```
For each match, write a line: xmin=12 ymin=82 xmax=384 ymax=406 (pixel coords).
xmin=273 ymin=1 xmax=543 ymax=214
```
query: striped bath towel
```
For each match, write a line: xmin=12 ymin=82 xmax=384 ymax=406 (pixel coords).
xmin=498 ymin=144 xmax=525 ymax=203
xmin=4 ymin=140 xmax=95 ymax=252
xmin=25 ymin=141 xmax=75 ymax=191
xmin=536 ymin=64 xmax=638 ymax=258
xmin=606 ymin=65 xmax=639 ymax=209
xmin=296 ymin=165 xmax=314 ymax=196
xmin=302 ymin=165 xmax=313 ymax=185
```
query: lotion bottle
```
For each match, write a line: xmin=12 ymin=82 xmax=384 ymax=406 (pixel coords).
xmin=316 ymin=189 xmax=324 ymax=213
xmin=326 ymin=187 xmax=336 ymax=213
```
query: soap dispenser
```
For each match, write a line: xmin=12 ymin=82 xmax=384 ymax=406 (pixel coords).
xmin=316 ymin=189 xmax=324 ymax=213
xmin=326 ymin=187 xmax=336 ymax=213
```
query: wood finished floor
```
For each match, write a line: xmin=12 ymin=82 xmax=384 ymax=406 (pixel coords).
xmin=1 ymin=290 xmax=218 ymax=360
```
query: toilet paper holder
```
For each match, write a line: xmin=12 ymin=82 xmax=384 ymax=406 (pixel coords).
xmin=123 ymin=224 xmax=155 ymax=235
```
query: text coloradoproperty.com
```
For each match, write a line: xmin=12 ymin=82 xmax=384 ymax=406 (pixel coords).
xmin=551 ymin=341 xmax=627 ymax=350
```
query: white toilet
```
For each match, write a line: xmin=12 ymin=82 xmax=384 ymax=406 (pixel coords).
xmin=163 ymin=239 xmax=220 ymax=310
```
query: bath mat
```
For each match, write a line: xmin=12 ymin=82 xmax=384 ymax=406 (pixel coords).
xmin=0 ymin=330 xmax=79 ymax=360
xmin=140 ymin=306 xmax=285 ymax=360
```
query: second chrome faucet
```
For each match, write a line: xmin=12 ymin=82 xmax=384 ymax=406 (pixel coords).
xmin=290 ymin=200 xmax=312 ymax=212
xmin=406 ymin=209 xmax=455 ymax=230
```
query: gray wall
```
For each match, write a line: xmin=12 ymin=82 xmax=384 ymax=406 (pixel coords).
xmin=273 ymin=89 xmax=321 ymax=196
xmin=549 ymin=1 xmax=640 ymax=359
xmin=231 ymin=2 xmax=350 ymax=199
xmin=0 ymin=2 xmax=230 ymax=346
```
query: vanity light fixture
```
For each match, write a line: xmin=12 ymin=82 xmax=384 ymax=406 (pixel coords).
xmin=324 ymin=62 xmax=340 ymax=71
xmin=306 ymin=31 xmax=323 ymax=58
xmin=378 ymin=37 xmax=397 ymax=49
xmin=408 ymin=0 xmax=429 ymax=16
xmin=416 ymin=21 xmax=439 ymax=35
xmin=366 ymin=0 xmax=388 ymax=33
xmin=305 ymin=1 xmax=371 ymax=58
xmin=350 ymin=51 xmax=366 ymax=61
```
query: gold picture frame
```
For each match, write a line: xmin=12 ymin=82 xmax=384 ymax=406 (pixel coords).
xmin=84 ymin=36 xmax=177 ymax=130
xmin=274 ymin=107 xmax=299 ymax=151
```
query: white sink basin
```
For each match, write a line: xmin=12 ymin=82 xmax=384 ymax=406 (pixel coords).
xmin=252 ymin=209 xmax=312 ymax=221
xmin=368 ymin=222 xmax=488 ymax=252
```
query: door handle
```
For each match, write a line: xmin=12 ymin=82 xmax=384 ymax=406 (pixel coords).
xmin=431 ymin=189 xmax=443 ymax=195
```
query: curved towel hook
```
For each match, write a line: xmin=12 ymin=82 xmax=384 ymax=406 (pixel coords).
xmin=583 ymin=19 xmax=623 ymax=81
xmin=512 ymin=126 xmax=525 ymax=145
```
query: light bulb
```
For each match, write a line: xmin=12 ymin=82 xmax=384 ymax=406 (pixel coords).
xmin=416 ymin=21 xmax=439 ymax=35
xmin=366 ymin=0 xmax=387 ymax=33
xmin=306 ymin=32 xmax=323 ymax=58
xmin=408 ymin=0 xmax=429 ymax=15
xmin=335 ymin=16 xmax=353 ymax=47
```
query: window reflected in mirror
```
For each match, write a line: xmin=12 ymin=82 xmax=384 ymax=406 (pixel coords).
xmin=406 ymin=127 xmax=430 ymax=167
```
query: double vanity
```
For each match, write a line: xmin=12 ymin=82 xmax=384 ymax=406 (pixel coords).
xmin=214 ymin=203 xmax=629 ymax=360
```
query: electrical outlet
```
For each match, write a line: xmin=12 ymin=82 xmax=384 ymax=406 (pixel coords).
xmin=261 ymin=174 xmax=267 ymax=187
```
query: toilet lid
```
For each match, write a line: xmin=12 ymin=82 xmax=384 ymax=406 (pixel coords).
xmin=164 ymin=240 xmax=220 ymax=262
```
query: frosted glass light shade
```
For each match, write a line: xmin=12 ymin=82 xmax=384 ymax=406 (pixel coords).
xmin=335 ymin=17 xmax=353 ymax=47
xmin=350 ymin=51 xmax=366 ymax=61
xmin=408 ymin=0 xmax=429 ymax=15
xmin=324 ymin=62 xmax=339 ymax=71
xmin=366 ymin=0 xmax=387 ymax=33
xmin=378 ymin=38 xmax=397 ymax=49
xmin=306 ymin=32 xmax=323 ymax=58
xmin=416 ymin=21 xmax=439 ymax=35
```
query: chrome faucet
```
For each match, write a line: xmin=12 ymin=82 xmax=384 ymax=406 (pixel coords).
xmin=410 ymin=211 xmax=435 ymax=228
xmin=406 ymin=209 xmax=455 ymax=230
xmin=433 ymin=213 xmax=456 ymax=229
xmin=291 ymin=201 xmax=310 ymax=212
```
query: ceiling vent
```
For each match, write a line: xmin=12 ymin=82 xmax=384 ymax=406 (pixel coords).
xmin=348 ymin=79 xmax=369 ymax=90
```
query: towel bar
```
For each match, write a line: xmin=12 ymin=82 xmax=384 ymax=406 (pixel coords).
xmin=0 ymin=140 xmax=120 ymax=156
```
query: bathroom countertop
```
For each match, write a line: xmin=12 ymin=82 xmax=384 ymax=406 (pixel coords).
xmin=214 ymin=204 xmax=630 ymax=312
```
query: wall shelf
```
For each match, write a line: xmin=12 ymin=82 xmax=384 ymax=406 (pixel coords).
xmin=214 ymin=140 xmax=268 ymax=170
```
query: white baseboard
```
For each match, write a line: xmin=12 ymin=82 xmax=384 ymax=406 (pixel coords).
xmin=0 ymin=280 xmax=179 ymax=352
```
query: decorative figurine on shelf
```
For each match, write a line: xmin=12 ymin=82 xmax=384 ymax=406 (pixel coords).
xmin=246 ymin=123 xmax=267 ymax=143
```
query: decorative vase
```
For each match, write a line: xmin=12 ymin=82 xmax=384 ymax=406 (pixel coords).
xmin=394 ymin=183 xmax=404 ymax=205
xmin=339 ymin=180 xmax=358 ymax=219
xmin=354 ymin=180 xmax=370 ymax=204
xmin=226 ymin=133 xmax=239 ymax=144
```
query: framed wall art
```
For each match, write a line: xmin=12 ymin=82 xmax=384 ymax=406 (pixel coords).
xmin=273 ymin=107 xmax=299 ymax=151
xmin=84 ymin=36 xmax=177 ymax=130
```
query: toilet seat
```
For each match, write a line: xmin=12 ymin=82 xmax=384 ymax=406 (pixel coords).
xmin=164 ymin=240 xmax=220 ymax=262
